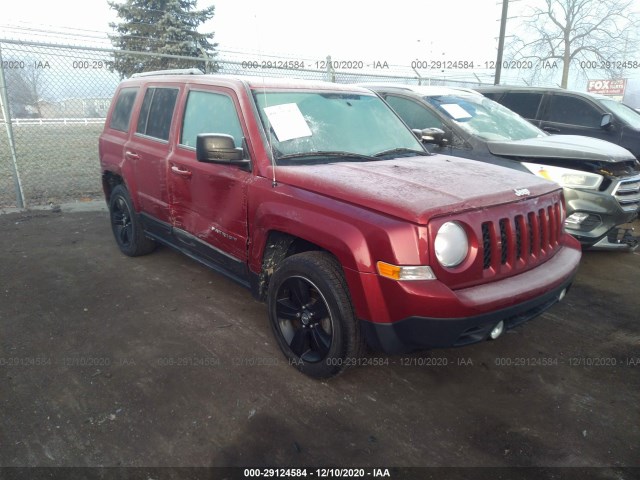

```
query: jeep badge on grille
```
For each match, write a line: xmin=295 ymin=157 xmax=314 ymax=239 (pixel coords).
xmin=514 ymin=188 xmax=531 ymax=197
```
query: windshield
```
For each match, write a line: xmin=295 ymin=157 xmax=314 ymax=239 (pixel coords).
xmin=424 ymin=94 xmax=546 ymax=141
xmin=599 ymin=99 xmax=640 ymax=129
xmin=253 ymin=90 xmax=426 ymax=164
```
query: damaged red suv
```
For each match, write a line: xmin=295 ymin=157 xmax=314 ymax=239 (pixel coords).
xmin=99 ymin=71 xmax=582 ymax=377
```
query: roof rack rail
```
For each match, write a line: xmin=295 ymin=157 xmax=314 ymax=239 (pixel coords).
xmin=131 ymin=68 xmax=204 ymax=78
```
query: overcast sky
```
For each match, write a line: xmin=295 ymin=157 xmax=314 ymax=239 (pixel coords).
xmin=2 ymin=0 xmax=640 ymax=87
xmin=0 ymin=0 xmax=512 ymax=64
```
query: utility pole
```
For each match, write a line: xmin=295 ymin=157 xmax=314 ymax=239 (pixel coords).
xmin=197 ymin=41 xmax=212 ymax=73
xmin=494 ymin=0 xmax=509 ymax=85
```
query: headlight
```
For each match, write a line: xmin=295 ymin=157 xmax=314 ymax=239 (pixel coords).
xmin=522 ymin=162 xmax=603 ymax=190
xmin=434 ymin=221 xmax=469 ymax=267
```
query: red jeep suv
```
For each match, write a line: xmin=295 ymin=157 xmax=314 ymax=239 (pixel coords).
xmin=99 ymin=71 xmax=582 ymax=378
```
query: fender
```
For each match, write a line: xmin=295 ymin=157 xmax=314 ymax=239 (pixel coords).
xmin=248 ymin=177 xmax=425 ymax=273
xmin=250 ymin=197 xmax=375 ymax=274
xmin=248 ymin=178 xmax=426 ymax=322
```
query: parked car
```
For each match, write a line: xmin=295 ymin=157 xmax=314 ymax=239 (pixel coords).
xmin=99 ymin=71 xmax=581 ymax=378
xmin=366 ymin=85 xmax=640 ymax=250
xmin=476 ymin=85 xmax=640 ymax=160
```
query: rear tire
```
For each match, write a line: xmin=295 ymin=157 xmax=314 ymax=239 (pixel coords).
xmin=108 ymin=184 xmax=156 ymax=257
xmin=267 ymin=251 xmax=365 ymax=378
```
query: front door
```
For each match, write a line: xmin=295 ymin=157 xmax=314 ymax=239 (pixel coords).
xmin=167 ymin=87 xmax=251 ymax=275
xmin=538 ymin=94 xmax=619 ymax=142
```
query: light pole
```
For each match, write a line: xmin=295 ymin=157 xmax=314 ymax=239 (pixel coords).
xmin=495 ymin=0 xmax=509 ymax=85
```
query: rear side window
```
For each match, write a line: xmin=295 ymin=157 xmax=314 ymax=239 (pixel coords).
xmin=545 ymin=95 xmax=601 ymax=127
xmin=384 ymin=95 xmax=443 ymax=130
xmin=109 ymin=87 xmax=138 ymax=132
xmin=500 ymin=92 xmax=543 ymax=120
xmin=136 ymin=87 xmax=179 ymax=141
xmin=180 ymin=90 xmax=244 ymax=148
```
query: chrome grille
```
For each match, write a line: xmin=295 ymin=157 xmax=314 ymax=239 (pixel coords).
xmin=481 ymin=201 xmax=562 ymax=272
xmin=612 ymin=175 xmax=640 ymax=213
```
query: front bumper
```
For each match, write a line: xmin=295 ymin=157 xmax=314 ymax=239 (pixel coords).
xmin=361 ymin=277 xmax=572 ymax=354
xmin=563 ymin=180 xmax=639 ymax=247
xmin=355 ymin=246 xmax=581 ymax=354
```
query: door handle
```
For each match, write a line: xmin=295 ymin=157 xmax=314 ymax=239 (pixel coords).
xmin=171 ymin=165 xmax=192 ymax=178
xmin=125 ymin=151 xmax=140 ymax=160
xmin=542 ymin=126 xmax=561 ymax=133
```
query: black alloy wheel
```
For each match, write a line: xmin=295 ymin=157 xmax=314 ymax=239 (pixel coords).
xmin=274 ymin=275 xmax=334 ymax=362
xmin=267 ymin=251 xmax=365 ymax=378
xmin=108 ymin=184 xmax=155 ymax=257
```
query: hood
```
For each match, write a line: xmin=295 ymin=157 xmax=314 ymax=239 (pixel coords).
xmin=486 ymin=135 xmax=635 ymax=162
xmin=275 ymin=155 xmax=558 ymax=224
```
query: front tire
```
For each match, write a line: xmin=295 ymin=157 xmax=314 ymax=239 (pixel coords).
xmin=267 ymin=251 xmax=365 ymax=378
xmin=108 ymin=184 xmax=156 ymax=257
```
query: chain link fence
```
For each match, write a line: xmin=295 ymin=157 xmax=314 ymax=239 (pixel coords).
xmin=0 ymin=38 xmax=494 ymax=209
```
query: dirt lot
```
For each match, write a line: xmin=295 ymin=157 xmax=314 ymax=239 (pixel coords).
xmin=0 ymin=207 xmax=638 ymax=478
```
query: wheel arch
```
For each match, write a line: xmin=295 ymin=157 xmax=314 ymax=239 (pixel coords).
xmin=252 ymin=226 xmax=374 ymax=323
xmin=101 ymin=168 xmax=140 ymax=211
xmin=101 ymin=170 xmax=124 ymax=203
xmin=255 ymin=231 xmax=329 ymax=301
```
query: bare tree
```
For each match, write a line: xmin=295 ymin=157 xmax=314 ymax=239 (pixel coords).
xmin=507 ymin=0 xmax=638 ymax=88
xmin=3 ymin=60 xmax=48 ymax=117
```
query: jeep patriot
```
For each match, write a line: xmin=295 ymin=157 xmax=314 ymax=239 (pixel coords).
xmin=99 ymin=71 xmax=582 ymax=377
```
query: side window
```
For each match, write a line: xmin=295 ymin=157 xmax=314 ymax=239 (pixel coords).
xmin=180 ymin=90 xmax=244 ymax=148
xmin=500 ymin=92 xmax=543 ymax=119
xmin=109 ymin=87 xmax=138 ymax=132
xmin=480 ymin=92 xmax=502 ymax=101
xmin=545 ymin=95 xmax=601 ymax=127
xmin=384 ymin=95 xmax=443 ymax=130
xmin=135 ymin=87 xmax=179 ymax=141
xmin=136 ymin=88 xmax=154 ymax=135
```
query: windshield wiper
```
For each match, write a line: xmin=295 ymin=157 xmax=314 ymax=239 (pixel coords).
xmin=373 ymin=147 xmax=427 ymax=158
xmin=277 ymin=151 xmax=379 ymax=162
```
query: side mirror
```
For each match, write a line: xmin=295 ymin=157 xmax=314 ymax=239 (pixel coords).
xmin=412 ymin=127 xmax=449 ymax=146
xmin=196 ymin=134 xmax=248 ymax=165
xmin=600 ymin=113 xmax=613 ymax=130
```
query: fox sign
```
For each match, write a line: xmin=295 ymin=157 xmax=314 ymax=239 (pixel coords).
xmin=587 ymin=79 xmax=626 ymax=96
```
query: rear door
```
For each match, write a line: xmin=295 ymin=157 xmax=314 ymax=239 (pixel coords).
xmin=167 ymin=85 xmax=252 ymax=274
xmin=100 ymin=86 xmax=139 ymax=182
xmin=125 ymin=85 xmax=180 ymax=222
xmin=494 ymin=91 xmax=544 ymax=127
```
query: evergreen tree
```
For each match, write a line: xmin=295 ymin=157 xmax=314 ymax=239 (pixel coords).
xmin=108 ymin=0 xmax=218 ymax=78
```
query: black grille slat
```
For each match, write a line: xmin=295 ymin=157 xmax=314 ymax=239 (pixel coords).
xmin=499 ymin=219 xmax=508 ymax=265
xmin=527 ymin=212 xmax=535 ymax=256
xmin=482 ymin=222 xmax=491 ymax=269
